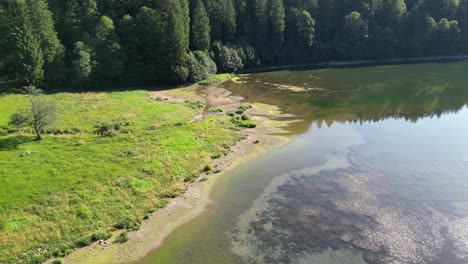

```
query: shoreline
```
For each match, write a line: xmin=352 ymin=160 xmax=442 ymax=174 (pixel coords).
xmin=60 ymin=83 xmax=292 ymax=264
xmin=244 ymin=55 xmax=468 ymax=73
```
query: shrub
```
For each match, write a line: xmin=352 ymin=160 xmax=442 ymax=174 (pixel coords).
xmin=236 ymin=104 xmax=252 ymax=114
xmin=91 ymin=231 xmax=112 ymax=241
xmin=113 ymin=217 xmax=141 ymax=230
xmin=53 ymin=244 xmax=74 ymax=257
xmin=95 ymin=120 xmax=126 ymax=136
xmin=212 ymin=41 xmax=244 ymax=72
xmin=187 ymin=51 xmax=217 ymax=83
xmin=9 ymin=110 xmax=30 ymax=130
xmin=115 ymin=231 xmax=129 ymax=243
xmin=75 ymin=236 xmax=92 ymax=248
xmin=210 ymin=107 xmax=223 ymax=113
xmin=211 ymin=153 xmax=222 ymax=159
xmin=198 ymin=73 xmax=232 ymax=85
xmin=184 ymin=100 xmax=205 ymax=110
xmin=212 ymin=41 xmax=259 ymax=72
xmin=202 ymin=163 xmax=212 ymax=172
xmin=184 ymin=173 xmax=198 ymax=182
xmin=239 ymin=120 xmax=257 ymax=128
xmin=170 ymin=65 xmax=189 ymax=83
xmin=52 ymin=258 xmax=64 ymax=264
xmin=241 ymin=114 xmax=250 ymax=120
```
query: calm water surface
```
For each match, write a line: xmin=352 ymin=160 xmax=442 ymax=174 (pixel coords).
xmin=140 ymin=61 xmax=468 ymax=264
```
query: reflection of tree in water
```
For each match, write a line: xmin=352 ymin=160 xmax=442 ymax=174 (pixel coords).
xmin=223 ymin=62 xmax=468 ymax=135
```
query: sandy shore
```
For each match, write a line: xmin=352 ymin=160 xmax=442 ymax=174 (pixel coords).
xmin=58 ymin=81 xmax=292 ymax=264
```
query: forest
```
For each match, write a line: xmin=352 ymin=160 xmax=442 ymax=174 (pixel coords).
xmin=1 ymin=0 xmax=468 ymax=88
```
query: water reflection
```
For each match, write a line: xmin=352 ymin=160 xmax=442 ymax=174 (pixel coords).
xmin=141 ymin=61 xmax=468 ymax=264
xmin=223 ymin=61 xmax=468 ymax=135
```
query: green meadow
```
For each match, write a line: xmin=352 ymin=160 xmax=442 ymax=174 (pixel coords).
xmin=0 ymin=90 xmax=241 ymax=263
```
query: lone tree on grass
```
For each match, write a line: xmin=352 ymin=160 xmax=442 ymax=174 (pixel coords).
xmin=9 ymin=86 xmax=57 ymax=140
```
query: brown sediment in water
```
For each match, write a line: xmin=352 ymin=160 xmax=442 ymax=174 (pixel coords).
xmin=57 ymin=82 xmax=292 ymax=264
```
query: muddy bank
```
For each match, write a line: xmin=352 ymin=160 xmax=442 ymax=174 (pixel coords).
xmin=59 ymin=82 xmax=292 ymax=264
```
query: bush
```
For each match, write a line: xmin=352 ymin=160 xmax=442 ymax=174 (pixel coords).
xmin=91 ymin=231 xmax=112 ymax=241
xmin=198 ymin=74 xmax=232 ymax=85
xmin=183 ymin=173 xmax=198 ymax=182
xmin=236 ymin=104 xmax=252 ymax=114
xmin=52 ymin=258 xmax=64 ymax=264
xmin=170 ymin=65 xmax=189 ymax=83
xmin=239 ymin=120 xmax=257 ymax=128
xmin=212 ymin=41 xmax=244 ymax=72
xmin=202 ymin=163 xmax=213 ymax=172
xmin=114 ymin=217 xmax=141 ymax=230
xmin=231 ymin=114 xmax=257 ymax=128
xmin=75 ymin=236 xmax=92 ymax=248
xmin=211 ymin=153 xmax=222 ymax=159
xmin=115 ymin=231 xmax=129 ymax=243
xmin=184 ymin=100 xmax=205 ymax=110
xmin=210 ymin=107 xmax=223 ymax=113
xmin=95 ymin=119 xmax=129 ymax=136
xmin=9 ymin=110 xmax=30 ymax=130
xmin=187 ymin=51 xmax=217 ymax=83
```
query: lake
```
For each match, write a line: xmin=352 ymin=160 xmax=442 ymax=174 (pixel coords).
xmin=139 ymin=61 xmax=468 ymax=264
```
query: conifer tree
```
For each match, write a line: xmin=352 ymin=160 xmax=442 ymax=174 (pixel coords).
xmin=191 ymin=0 xmax=211 ymax=51
xmin=269 ymin=0 xmax=286 ymax=52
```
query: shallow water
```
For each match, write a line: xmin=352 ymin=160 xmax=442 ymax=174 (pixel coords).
xmin=139 ymin=61 xmax=468 ymax=264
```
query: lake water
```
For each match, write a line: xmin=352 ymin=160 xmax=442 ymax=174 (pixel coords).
xmin=139 ymin=61 xmax=468 ymax=264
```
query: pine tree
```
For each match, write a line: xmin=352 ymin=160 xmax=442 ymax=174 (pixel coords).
xmin=254 ymin=0 xmax=268 ymax=54
xmin=14 ymin=26 xmax=45 ymax=85
xmin=191 ymin=0 xmax=211 ymax=51
xmin=269 ymin=0 xmax=286 ymax=52
xmin=223 ymin=0 xmax=237 ymax=41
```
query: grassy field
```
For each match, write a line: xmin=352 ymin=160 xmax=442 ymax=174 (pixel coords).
xmin=0 ymin=90 xmax=241 ymax=263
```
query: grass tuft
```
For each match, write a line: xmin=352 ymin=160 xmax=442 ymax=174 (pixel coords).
xmin=198 ymin=74 xmax=233 ymax=85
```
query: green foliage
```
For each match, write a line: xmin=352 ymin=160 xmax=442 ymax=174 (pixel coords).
xmin=236 ymin=104 xmax=252 ymax=114
xmin=191 ymin=0 xmax=211 ymax=51
xmin=210 ymin=107 xmax=224 ymax=113
xmin=52 ymin=258 xmax=64 ymax=264
xmin=115 ymin=231 xmax=129 ymax=243
xmin=71 ymin=42 xmax=93 ymax=88
xmin=75 ymin=236 xmax=92 ymax=248
xmin=28 ymin=92 xmax=58 ymax=140
xmin=188 ymin=51 xmax=217 ymax=82
xmin=269 ymin=0 xmax=286 ymax=54
xmin=211 ymin=152 xmax=222 ymax=159
xmin=202 ymin=163 xmax=213 ymax=172
xmin=91 ymin=231 xmax=112 ymax=241
xmin=9 ymin=110 xmax=30 ymax=130
xmin=198 ymin=73 xmax=232 ymax=85
xmin=230 ymin=113 xmax=257 ymax=128
xmin=212 ymin=42 xmax=244 ymax=72
xmin=1 ymin=0 xmax=468 ymax=87
xmin=184 ymin=100 xmax=205 ymax=110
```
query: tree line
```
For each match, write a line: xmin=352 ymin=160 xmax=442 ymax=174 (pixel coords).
xmin=1 ymin=0 xmax=468 ymax=88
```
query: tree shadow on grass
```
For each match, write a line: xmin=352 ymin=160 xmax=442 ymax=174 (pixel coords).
xmin=0 ymin=136 xmax=36 ymax=151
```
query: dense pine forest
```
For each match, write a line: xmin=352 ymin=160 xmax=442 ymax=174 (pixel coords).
xmin=1 ymin=0 xmax=468 ymax=88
